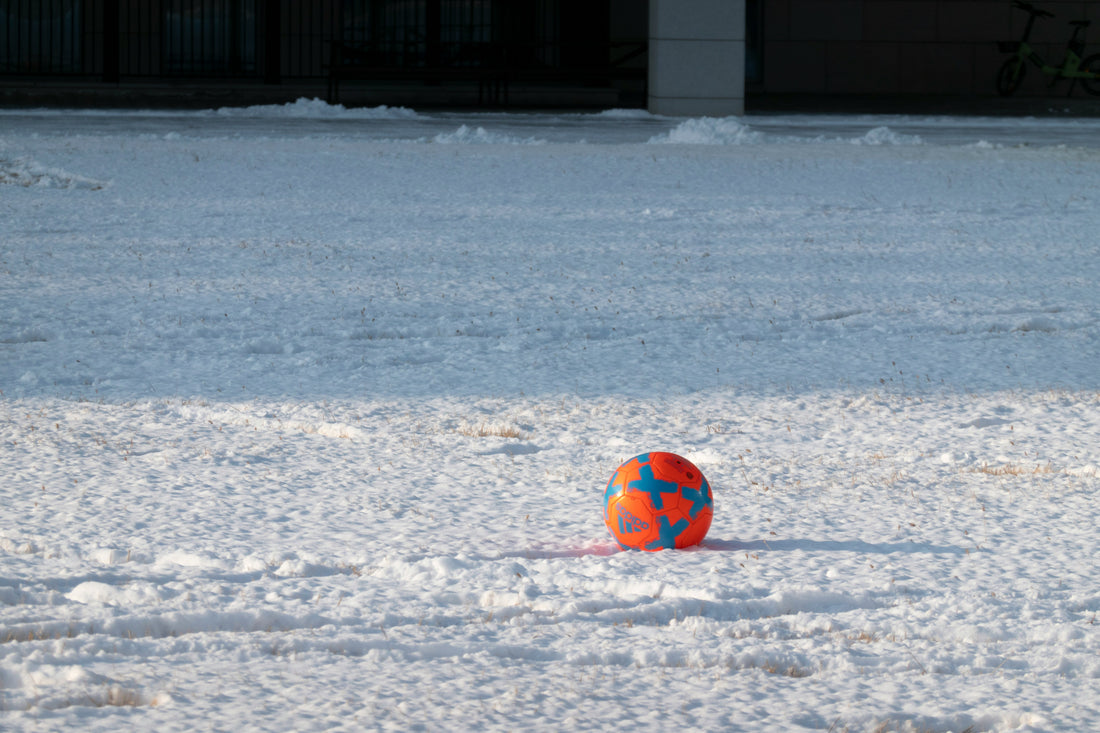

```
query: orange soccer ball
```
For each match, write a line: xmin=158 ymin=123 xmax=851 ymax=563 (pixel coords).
xmin=603 ymin=452 xmax=713 ymax=551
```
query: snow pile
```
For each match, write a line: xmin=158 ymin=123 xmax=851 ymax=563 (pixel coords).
xmin=648 ymin=115 xmax=764 ymax=144
xmin=593 ymin=108 xmax=660 ymax=119
xmin=212 ymin=96 xmax=420 ymax=119
xmin=852 ymin=125 xmax=924 ymax=146
xmin=67 ymin=580 xmax=163 ymax=606
xmin=647 ymin=118 xmax=924 ymax=146
xmin=0 ymin=153 xmax=107 ymax=189
xmin=432 ymin=124 xmax=547 ymax=145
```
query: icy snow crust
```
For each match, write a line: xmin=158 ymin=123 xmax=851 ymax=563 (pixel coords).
xmin=2 ymin=101 xmax=1099 ymax=731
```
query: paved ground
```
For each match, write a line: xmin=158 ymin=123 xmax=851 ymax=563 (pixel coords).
xmin=746 ymin=92 xmax=1100 ymax=118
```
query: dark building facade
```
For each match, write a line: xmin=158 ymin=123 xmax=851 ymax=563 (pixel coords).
xmin=757 ymin=0 xmax=1100 ymax=98
xmin=0 ymin=1 xmax=647 ymax=107
xmin=2 ymin=1 xmax=1099 ymax=110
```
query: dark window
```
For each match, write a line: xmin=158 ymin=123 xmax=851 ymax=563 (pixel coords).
xmin=338 ymin=0 xmax=560 ymax=70
xmin=163 ymin=0 xmax=257 ymax=75
xmin=0 ymin=0 xmax=83 ymax=73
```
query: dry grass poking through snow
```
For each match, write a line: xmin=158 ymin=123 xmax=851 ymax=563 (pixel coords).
xmin=455 ymin=422 xmax=531 ymax=440
xmin=965 ymin=462 xmax=1059 ymax=476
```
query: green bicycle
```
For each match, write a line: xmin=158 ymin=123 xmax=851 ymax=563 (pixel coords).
xmin=996 ymin=0 xmax=1100 ymax=96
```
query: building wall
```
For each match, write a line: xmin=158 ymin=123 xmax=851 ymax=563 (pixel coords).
xmin=10 ymin=0 xmax=1100 ymax=107
xmin=648 ymin=0 xmax=745 ymax=115
xmin=760 ymin=0 xmax=1100 ymax=96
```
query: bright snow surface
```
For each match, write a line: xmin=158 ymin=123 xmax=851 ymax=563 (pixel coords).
xmin=2 ymin=101 xmax=1099 ymax=732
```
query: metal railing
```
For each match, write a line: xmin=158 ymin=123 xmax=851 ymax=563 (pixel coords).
xmin=1 ymin=0 xmax=645 ymax=103
xmin=1 ymin=0 xmax=93 ymax=75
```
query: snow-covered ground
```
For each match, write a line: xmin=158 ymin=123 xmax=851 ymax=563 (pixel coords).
xmin=2 ymin=101 xmax=1098 ymax=731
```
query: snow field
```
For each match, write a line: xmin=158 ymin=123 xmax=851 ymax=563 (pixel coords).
xmin=2 ymin=390 xmax=1097 ymax=730
xmin=1 ymin=104 xmax=1099 ymax=731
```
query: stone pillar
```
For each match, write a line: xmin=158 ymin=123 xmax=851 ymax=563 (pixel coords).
xmin=648 ymin=0 xmax=745 ymax=116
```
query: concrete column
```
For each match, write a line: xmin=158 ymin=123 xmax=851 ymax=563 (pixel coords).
xmin=648 ymin=0 xmax=745 ymax=116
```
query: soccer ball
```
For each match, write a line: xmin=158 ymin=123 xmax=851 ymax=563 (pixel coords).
xmin=603 ymin=452 xmax=713 ymax=551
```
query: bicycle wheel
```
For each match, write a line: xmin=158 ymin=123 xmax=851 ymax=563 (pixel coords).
xmin=1080 ymin=53 xmax=1100 ymax=95
xmin=996 ymin=57 xmax=1027 ymax=96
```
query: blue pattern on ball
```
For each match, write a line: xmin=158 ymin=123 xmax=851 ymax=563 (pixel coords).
xmin=627 ymin=462 xmax=680 ymax=510
xmin=680 ymin=478 xmax=712 ymax=519
xmin=645 ymin=515 xmax=689 ymax=551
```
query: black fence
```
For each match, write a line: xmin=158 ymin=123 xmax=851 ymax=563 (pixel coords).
xmin=2 ymin=0 xmax=309 ymax=80
xmin=1 ymin=0 xmax=93 ymax=75
xmin=1 ymin=0 xmax=644 ymax=96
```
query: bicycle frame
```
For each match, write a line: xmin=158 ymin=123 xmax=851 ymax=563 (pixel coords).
xmin=1003 ymin=24 xmax=1092 ymax=79
xmin=1007 ymin=40 xmax=1091 ymax=78
xmin=997 ymin=1 xmax=1100 ymax=96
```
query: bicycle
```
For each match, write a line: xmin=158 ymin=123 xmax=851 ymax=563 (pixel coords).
xmin=996 ymin=0 xmax=1100 ymax=96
